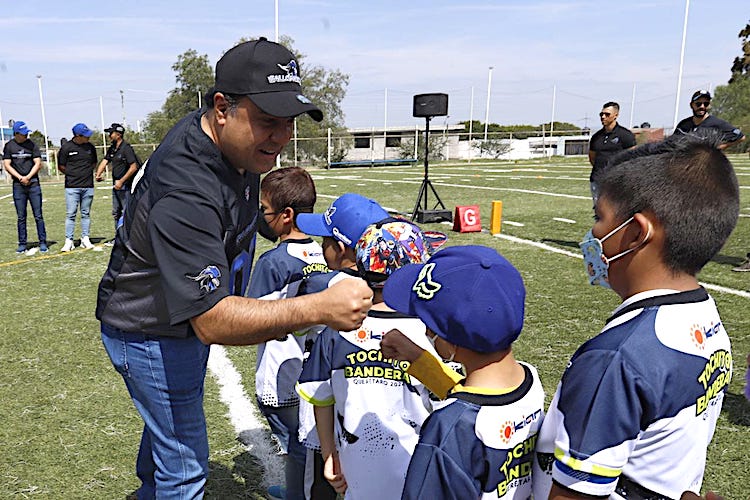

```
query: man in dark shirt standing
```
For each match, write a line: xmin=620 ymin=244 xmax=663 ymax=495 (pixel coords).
xmin=58 ymin=123 xmax=98 ymax=251
xmin=588 ymin=102 xmax=636 ymax=195
xmin=95 ymin=123 xmax=139 ymax=242
xmin=675 ymin=90 xmax=748 ymax=272
xmin=96 ymin=38 xmax=373 ymax=498
xmin=2 ymin=121 xmax=48 ymax=254
xmin=674 ymin=90 xmax=746 ymax=150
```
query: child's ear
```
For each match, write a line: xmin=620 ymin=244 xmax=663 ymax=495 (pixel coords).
xmin=631 ymin=212 xmax=655 ymax=248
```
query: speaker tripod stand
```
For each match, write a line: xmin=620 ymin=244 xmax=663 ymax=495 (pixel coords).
xmin=411 ymin=116 xmax=452 ymax=223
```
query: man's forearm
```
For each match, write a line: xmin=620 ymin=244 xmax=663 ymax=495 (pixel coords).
xmin=192 ymin=293 xmax=328 ymax=345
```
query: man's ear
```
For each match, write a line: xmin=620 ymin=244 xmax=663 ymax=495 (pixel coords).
xmin=213 ymin=92 xmax=229 ymax=124
xmin=631 ymin=212 xmax=655 ymax=248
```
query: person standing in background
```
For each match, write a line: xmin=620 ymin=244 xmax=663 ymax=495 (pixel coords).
xmin=95 ymin=123 xmax=139 ymax=243
xmin=58 ymin=123 xmax=98 ymax=251
xmin=3 ymin=121 xmax=48 ymax=254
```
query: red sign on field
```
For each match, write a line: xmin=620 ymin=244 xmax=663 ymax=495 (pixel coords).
xmin=453 ymin=205 xmax=482 ymax=232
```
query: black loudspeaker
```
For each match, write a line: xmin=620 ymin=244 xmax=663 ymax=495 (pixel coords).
xmin=413 ymin=93 xmax=448 ymax=117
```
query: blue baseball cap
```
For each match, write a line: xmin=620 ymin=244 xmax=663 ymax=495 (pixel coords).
xmin=297 ymin=193 xmax=389 ymax=248
xmin=72 ymin=123 xmax=94 ymax=137
xmin=383 ymin=245 xmax=526 ymax=353
xmin=12 ymin=121 xmax=30 ymax=135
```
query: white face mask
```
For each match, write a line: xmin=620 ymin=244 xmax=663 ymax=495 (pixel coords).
xmin=427 ymin=332 xmax=455 ymax=362
xmin=579 ymin=216 xmax=650 ymax=289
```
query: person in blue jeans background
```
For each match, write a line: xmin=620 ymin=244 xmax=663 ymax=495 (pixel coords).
xmin=2 ymin=121 xmax=48 ymax=254
xmin=57 ymin=123 xmax=98 ymax=251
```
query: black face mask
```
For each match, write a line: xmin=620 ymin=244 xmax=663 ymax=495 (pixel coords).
xmin=257 ymin=214 xmax=278 ymax=243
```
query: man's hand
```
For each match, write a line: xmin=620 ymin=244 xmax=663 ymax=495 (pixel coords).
xmin=323 ymin=451 xmax=347 ymax=494
xmin=95 ymin=172 xmax=104 ymax=182
xmin=316 ymin=278 xmax=373 ymax=331
xmin=113 ymin=179 xmax=124 ymax=190
xmin=380 ymin=329 xmax=424 ymax=362
xmin=19 ymin=175 xmax=30 ymax=186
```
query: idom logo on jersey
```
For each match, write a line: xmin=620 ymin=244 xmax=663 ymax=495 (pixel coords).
xmin=186 ymin=265 xmax=221 ymax=293
xmin=412 ymin=263 xmax=441 ymax=299
xmin=268 ymin=60 xmax=301 ymax=84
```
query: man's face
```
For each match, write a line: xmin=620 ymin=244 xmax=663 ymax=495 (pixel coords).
xmin=599 ymin=106 xmax=618 ymax=127
xmin=13 ymin=132 xmax=28 ymax=142
xmin=691 ymin=99 xmax=711 ymax=118
xmin=216 ymin=95 xmax=294 ymax=174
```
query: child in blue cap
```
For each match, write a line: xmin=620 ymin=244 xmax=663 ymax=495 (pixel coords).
xmin=381 ymin=245 xmax=545 ymax=499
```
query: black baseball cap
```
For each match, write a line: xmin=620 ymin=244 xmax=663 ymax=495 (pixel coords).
xmin=104 ymin=123 xmax=125 ymax=134
xmin=214 ymin=37 xmax=323 ymax=122
xmin=691 ymin=90 xmax=711 ymax=102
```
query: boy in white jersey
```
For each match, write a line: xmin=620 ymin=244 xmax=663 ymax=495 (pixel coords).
xmin=247 ymin=166 xmax=329 ymax=499
xmin=535 ymin=132 xmax=739 ymax=499
xmin=382 ymin=245 xmax=545 ymax=499
xmin=296 ymin=219 xmax=440 ymax=499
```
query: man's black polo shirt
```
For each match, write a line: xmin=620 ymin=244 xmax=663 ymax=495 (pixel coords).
xmin=59 ymin=140 xmax=98 ymax=188
xmin=674 ymin=115 xmax=745 ymax=144
xmin=589 ymin=123 xmax=636 ymax=180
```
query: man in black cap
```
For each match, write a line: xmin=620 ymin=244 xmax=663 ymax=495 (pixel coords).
xmin=674 ymin=90 xmax=746 ymax=150
xmin=675 ymin=90 xmax=747 ymax=272
xmin=96 ymin=38 xmax=372 ymax=499
xmin=95 ymin=122 xmax=140 ymax=242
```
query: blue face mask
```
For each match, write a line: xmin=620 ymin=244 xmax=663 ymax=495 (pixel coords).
xmin=579 ymin=216 xmax=649 ymax=289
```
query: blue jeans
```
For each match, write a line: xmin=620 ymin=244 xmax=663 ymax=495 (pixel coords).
xmin=257 ymin=401 xmax=306 ymax=500
xmin=13 ymin=181 xmax=47 ymax=247
xmin=112 ymin=187 xmax=129 ymax=230
xmin=65 ymin=187 xmax=94 ymax=239
xmin=101 ymin=323 xmax=210 ymax=499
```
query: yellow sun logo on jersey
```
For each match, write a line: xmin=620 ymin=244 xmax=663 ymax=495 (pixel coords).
xmin=499 ymin=421 xmax=514 ymax=444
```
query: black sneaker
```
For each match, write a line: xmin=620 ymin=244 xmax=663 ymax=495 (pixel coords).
xmin=733 ymin=254 xmax=750 ymax=272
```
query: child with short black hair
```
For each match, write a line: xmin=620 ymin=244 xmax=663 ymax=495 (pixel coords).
xmin=381 ymin=245 xmax=545 ymax=499
xmin=536 ymin=132 xmax=739 ymax=499
xmin=247 ymin=166 xmax=328 ymax=500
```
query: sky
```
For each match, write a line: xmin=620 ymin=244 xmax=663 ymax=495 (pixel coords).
xmin=0 ymin=1 xmax=747 ymax=143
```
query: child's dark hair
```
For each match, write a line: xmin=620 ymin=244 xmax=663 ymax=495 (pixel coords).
xmin=261 ymin=167 xmax=316 ymax=217
xmin=594 ymin=132 xmax=739 ymax=275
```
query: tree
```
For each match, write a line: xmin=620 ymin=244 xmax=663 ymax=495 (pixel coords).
xmin=729 ymin=21 xmax=750 ymax=83
xmin=713 ymin=20 xmax=750 ymax=152
xmin=142 ymin=49 xmax=214 ymax=142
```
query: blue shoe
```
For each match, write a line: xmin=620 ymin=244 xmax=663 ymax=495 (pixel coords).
xmin=39 ymin=242 xmax=48 ymax=253
xmin=16 ymin=245 xmax=27 ymax=254
xmin=267 ymin=485 xmax=286 ymax=499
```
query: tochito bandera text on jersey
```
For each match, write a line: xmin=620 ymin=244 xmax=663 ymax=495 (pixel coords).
xmin=402 ymin=362 xmax=544 ymax=500
xmin=533 ymin=288 xmax=731 ymax=499
xmin=296 ymin=310 xmax=437 ymax=500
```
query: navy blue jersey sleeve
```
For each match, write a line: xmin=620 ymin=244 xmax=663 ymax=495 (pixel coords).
xmin=148 ymin=191 xmax=230 ymax=325
xmin=247 ymin=250 xmax=285 ymax=298
xmin=402 ymin=407 xmax=481 ymax=500
xmin=557 ymin=348 xmax=653 ymax=459
xmin=402 ymin=442 xmax=478 ymax=500
xmin=297 ymin=327 xmax=336 ymax=405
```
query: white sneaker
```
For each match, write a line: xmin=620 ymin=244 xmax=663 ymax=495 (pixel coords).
xmin=61 ymin=239 xmax=75 ymax=252
xmin=80 ymin=236 xmax=95 ymax=249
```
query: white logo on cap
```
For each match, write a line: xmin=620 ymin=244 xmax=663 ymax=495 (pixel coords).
xmin=332 ymin=227 xmax=352 ymax=246
xmin=268 ymin=60 xmax=302 ymax=84
xmin=324 ymin=206 xmax=337 ymax=225
xmin=412 ymin=263 xmax=441 ymax=299
xmin=297 ymin=95 xmax=312 ymax=104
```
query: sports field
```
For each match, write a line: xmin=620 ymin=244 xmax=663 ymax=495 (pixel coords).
xmin=1 ymin=154 xmax=748 ymax=498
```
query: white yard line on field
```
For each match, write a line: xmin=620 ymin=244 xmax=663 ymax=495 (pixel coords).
xmin=207 ymin=346 xmax=284 ymax=489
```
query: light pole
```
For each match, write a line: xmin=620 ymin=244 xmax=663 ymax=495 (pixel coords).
xmin=120 ymin=89 xmax=126 ymax=128
xmin=36 ymin=75 xmax=51 ymax=173
xmin=672 ymin=0 xmax=690 ymax=131
xmin=484 ymin=66 xmax=493 ymax=143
